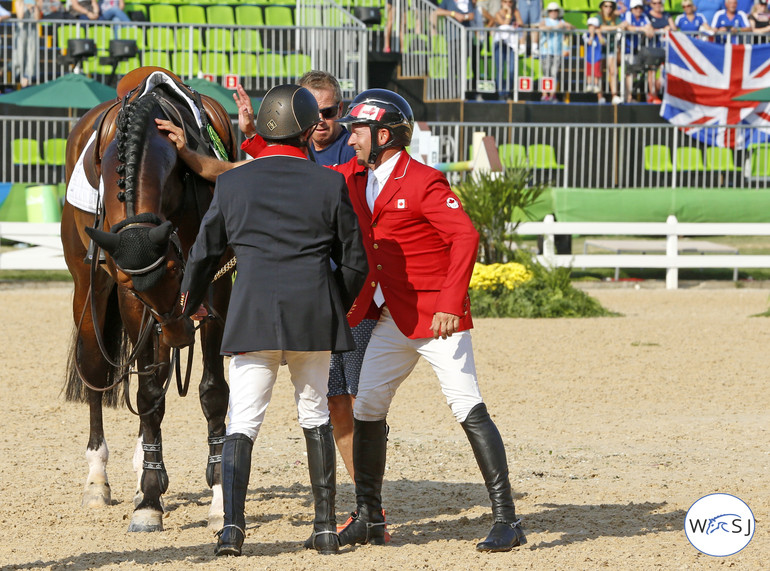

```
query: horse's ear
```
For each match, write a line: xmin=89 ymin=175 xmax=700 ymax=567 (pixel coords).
xmin=148 ymin=221 xmax=173 ymax=245
xmin=85 ymin=226 xmax=121 ymax=254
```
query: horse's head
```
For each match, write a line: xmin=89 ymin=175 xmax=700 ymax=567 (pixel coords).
xmin=88 ymin=88 xmax=197 ymax=348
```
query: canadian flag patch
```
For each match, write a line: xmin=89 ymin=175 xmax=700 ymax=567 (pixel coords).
xmin=396 ymin=198 xmax=407 ymax=209
xmin=351 ymin=103 xmax=386 ymax=121
xmin=446 ymin=197 xmax=459 ymax=209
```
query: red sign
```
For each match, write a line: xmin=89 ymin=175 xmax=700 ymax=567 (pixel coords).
xmin=519 ymin=77 xmax=532 ymax=92
xmin=224 ymin=74 xmax=239 ymax=89
xmin=540 ymin=77 xmax=555 ymax=92
xmin=202 ymin=74 xmax=215 ymax=83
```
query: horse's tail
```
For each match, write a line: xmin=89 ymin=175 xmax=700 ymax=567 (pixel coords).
xmin=63 ymin=288 xmax=128 ymax=408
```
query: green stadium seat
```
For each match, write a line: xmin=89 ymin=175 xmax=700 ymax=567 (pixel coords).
xmin=519 ymin=58 xmax=541 ymax=79
xmin=528 ymin=144 xmax=564 ymax=169
xmin=257 ymin=52 xmax=286 ymax=78
xmin=428 ymin=55 xmax=449 ymax=79
xmin=403 ymin=33 xmax=430 ymax=54
xmin=43 ymin=138 xmax=67 ymax=166
xmin=265 ymin=6 xmax=293 ymax=26
xmin=234 ymin=29 xmax=264 ymax=53
xmin=560 ymin=0 xmax=589 ymax=10
xmin=563 ymin=11 xmax=588 ymax=29
xmin=644 ymin=144 xmax=674 ymax=172
xmin=143 ymin=51 xmax=172 ymax=69
xmin=705 ymin=147 xmax=740 ymax=172
xmin=145 ymin=25 xmax=176 ymax=51
xmin=235 ymin=5 xmax=264 ymax=27
xmin=232 ymin=51 xmax=259 ymax=77
xmin=675 ymin=147 xmax=705 ymax=171
xmin=284 ymin=53 xmax=311 ymax=77
xmin=148 ymin=4 xmax=178 ymax=23
xmin=206 ymin=28 xmax=232 ymax=52
xmin=749 ymin=143 xmax=770 ymax=177
xmin=430 ymin=34 xmax=448 ymax=55
xmin=499 ymin=143 xmax=528 ymax=168
xmin=231 ymin=52 xmax=258 ymax=77
xmin=116 ymin=25 xmax=146 ymax=50
xmin=296 ymin=6 xmax=322 ymax=26
xmin=88 ymin=24 xmax=113 ymax=50
xmin=12 ymin=139 xmax=44 ymax=165
xmin=201 ymin=52 xmax=230 ymax=76
xmin=206 ymin=5 xmax=235 ymax=25
xmin=57 ymin=24 xmax=88 ymax=52
xmin=116 ymin=56 xmax=142 ymax=75
xmin=172 ymin=51 xmax=201 ymax=77
xmin=177 ymin=4 xmax=206 ymax=24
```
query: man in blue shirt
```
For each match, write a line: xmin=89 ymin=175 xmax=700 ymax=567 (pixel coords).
xmin=711 ymin=0 xmax=749 ymax=43
xmin=240 ymin=71 xmax=355 ymax=168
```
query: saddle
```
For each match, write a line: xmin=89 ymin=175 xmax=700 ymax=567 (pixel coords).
xmin=82 ymin=66 xmax=234 ymax=189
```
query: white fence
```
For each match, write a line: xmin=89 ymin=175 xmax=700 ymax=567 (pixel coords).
xmin=517 ymin=214 xmax=770 ymax=289
xmin=5 ymin=216 xmax=770 ymax=289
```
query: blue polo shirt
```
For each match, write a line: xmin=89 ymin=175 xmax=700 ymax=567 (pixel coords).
xmin=311 ymin=128 xmax=355 ymax=167
xmin=711 ymin=9 xmax=750 ymax=44
xmin=675 ymin=12 xmax=708 ymax=31
xmin=624 ymin=11 xmax=650 ymax=53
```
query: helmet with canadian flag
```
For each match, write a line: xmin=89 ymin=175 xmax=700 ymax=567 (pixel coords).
xmin=337 ymin=88 xmax=414 ymax=164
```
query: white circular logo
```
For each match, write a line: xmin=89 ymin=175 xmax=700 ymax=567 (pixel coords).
xmin=446 ymin=197 xmax=459 ymax=209
xmin=685 ymin=494 xmax=755 ymax=557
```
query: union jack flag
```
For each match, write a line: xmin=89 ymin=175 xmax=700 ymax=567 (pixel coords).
xmin=661 ymin=32 xmax=770 ymax=149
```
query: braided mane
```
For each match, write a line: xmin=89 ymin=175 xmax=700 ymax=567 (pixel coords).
xmin=114 ymin=91 xmax=164 ymax=207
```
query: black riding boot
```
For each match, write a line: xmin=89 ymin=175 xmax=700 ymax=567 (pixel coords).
xmin=461 ymin=403 xmax=526 ymax=552
xmin=215 ymin=433 xmax=253 ymax=556
xmin=338 ymin=419 xmax=387 ymax=546
xmin=303 ymin=423 xmax=339 ymax=554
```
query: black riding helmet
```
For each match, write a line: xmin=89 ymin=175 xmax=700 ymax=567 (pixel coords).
xmin=337 ymin=88 xmax=414 ymax=164
xmin=255 ymin=84 xmax=321 ymax=140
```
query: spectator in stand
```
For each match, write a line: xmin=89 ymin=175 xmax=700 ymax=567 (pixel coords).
xmin=69 ymin=0 xmax=99 ymax=20
xmin=584 ymin=17 xmax=606 ymax=99
xmin=674 ymin=0 xmax=714 ymax=34
xmin=697 ymin=0 xmax=724 ymax=26
xmin=516 ymin=0 xmax=540 ymax=55
xmin=623 ymin=0 xmax=651 ymax=102
xmin=480 ymin=0 xmax=503 ymax=26
xmin=644 ymin=0 xmax=674 ymax=103
xmin=13 ymin=0 xmax=40 ymax=88
xmin=749 ymin=0 xmax=770 ymax=39
xmin=711 ymin=0 xmax=749 ymax=43
xmin=38 ymin=0 xmax=68 ymax=19
xmin=491 ymin=0 xmax=523 ymax=99
xmin=539 ymin=2 xmax=574 ymax=101
xmin=597 ymin=0 xmax=624 ymax=104
xmin=98 ymin=0 xmax=130 ymax=22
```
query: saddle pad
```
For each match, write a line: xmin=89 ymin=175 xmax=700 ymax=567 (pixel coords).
xmin=66 ymin=70 xmax=226 ymax=213
xmin=66 ymin=131 xmax=103 ymax=214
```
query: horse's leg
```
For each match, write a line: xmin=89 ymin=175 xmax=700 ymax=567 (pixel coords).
xmin=62 ymin=204 xmax=117 ymax=509
xmin=199 ymin=280 xmax=231 ymax=529
xmin=118 ymin=290 xmax=169 ymax=532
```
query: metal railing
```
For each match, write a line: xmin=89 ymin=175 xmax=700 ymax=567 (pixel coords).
xmin=3 ymin=116 xmax=769 ymax=189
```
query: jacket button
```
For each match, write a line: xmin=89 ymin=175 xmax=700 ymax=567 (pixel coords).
xmin=373 ymin=243 xmax=379 ymax=249
xmin=371 ymin=281 xmax=376 ymax=287
xmin=372 ymin=222 xmax=377 ymax=228
xmin=376 ymin=264 xmax=382 ymax=270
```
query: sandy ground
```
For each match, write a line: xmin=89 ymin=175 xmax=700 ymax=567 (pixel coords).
xmin=1 ymin=283 xmax=768 ymax=570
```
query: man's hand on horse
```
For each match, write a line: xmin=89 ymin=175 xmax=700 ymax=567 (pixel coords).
xmin=234 ymin=84 xmax=257 ymax=139
xmin=155 ymin=119 xmax=188 ymax=153
xmin=431 ymin=312 xmax=461 ymax=340
xmin=190 ymin=304 xmax=209 ymax=321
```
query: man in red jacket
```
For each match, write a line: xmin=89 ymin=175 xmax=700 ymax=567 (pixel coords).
xmin=160 ymin=88 xmax=525 ymax=553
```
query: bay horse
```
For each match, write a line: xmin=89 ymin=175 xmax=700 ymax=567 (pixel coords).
xmin=61 ymin=68 xmax=236 ymax=532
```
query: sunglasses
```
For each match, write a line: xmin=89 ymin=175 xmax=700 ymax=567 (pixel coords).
xmin=319 ymin=104 xmax=339 ymax=119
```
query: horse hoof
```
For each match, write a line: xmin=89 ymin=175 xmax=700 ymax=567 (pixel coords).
xmin=128 ymin=508 xmax=164 ymax=532
xmin=82 ymin=483 xmax=111 ymax=508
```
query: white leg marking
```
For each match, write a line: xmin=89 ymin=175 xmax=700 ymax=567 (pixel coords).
xmin=208 ymin=484 xmax=224 ymax=529
xmin=83 ymin=441 xmax=111 ymax=508
xmin=132 ymin=437 xmax=144 ymax=508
